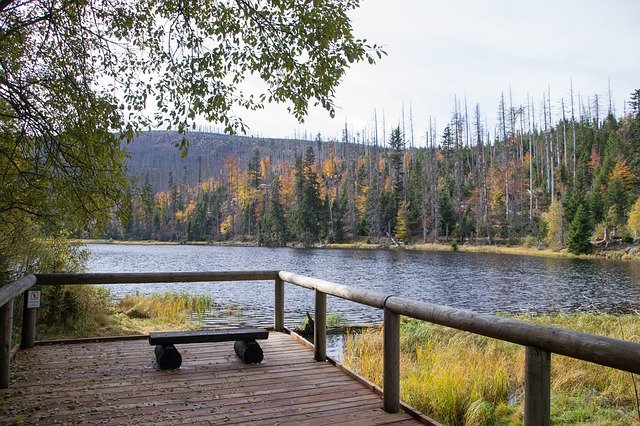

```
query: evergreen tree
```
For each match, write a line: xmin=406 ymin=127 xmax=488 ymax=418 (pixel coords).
xmin=388 ymin=127 xmax=405 ymax=213
xmin=289 ymin=147 xmax=324 ymax=243
xmin=248 ymin=149 xmax=261 ymax=189
xmin=630 ymin=89 xmax=640 ymax=118
xmin=566 ymin=204 xmax=594 ymax=254
xmin=260 ymin=177 xmax=287 ymax=245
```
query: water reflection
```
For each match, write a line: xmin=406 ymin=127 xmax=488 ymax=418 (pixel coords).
xmin=87 ymin=244 xmax=640 ymax=325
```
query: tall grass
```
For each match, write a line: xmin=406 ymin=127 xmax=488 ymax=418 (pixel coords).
xmin=344 ymin=314 xmax=640 ymax=425
xmin=116 ymin=292 xmax=213 ymax=324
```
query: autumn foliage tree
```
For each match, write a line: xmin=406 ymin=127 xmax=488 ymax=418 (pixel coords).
xmin=0 ymin=0 xmax=383 ymax=278
xmin=109 ymin=88 xmax=640 ymax=255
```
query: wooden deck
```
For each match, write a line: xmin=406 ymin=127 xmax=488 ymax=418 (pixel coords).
xmin=0 ymin=332 xmax=423 ymax=425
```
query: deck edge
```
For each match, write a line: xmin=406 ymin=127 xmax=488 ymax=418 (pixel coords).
xmin=284 ymin=327 xmax=440 ymax=426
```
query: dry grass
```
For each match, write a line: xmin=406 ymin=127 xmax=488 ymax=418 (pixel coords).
xmin=344 ymin=314 xmax=640 ymax=425
xmin=116 ymin=292 xmax=213 ymax=324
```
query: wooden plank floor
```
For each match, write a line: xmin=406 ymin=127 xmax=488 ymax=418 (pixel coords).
xmin=0 ymin=332 xmax=422 ymax=425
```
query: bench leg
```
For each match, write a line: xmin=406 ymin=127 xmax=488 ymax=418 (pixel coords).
xmin=155 ymin=344 xmax=182 ymax=370
xmin=234 ymin=340 xmax=263 ymax=364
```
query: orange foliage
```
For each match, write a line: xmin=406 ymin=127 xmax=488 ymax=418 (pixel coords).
xmin=260 ymin=157 xmax=270 ymax=180
xmin=587 ymin=149 xmax=601 ymax=170
xmin=609 ymin=157 xmax=636 ymax=190
xmin=523 ymin=152 xmax=531 ymax=172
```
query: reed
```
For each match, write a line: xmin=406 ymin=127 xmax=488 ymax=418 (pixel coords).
xmin=116 ymin=292 xmax=213 ymax=324
xmin=344 ymin=313 xmax=640 ymax=425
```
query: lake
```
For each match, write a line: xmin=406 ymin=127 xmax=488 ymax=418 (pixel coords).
xmin=87 ymin=244 xmax=640 ymax=328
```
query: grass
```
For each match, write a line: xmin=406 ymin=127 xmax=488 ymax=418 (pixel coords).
xmin=343 ymin=314 xmax=640 ymax=425
xmin=34 ymin=287 xmax=228 ymax=339
xmin=298 ymin=312 xmax=346 ymax=330
xmin=115 ymin=291 xmax=213 ymax=323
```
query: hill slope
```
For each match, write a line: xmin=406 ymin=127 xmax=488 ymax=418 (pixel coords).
xmin=126 ymin=131 xmax=321 ymax=190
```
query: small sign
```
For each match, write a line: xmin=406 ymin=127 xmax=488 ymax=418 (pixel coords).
xmin=27 ymin=289 xmax=41 ymax=309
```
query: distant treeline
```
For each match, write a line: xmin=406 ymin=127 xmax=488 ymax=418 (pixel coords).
xmin=97 ymin=89 xmax=640 ymax=252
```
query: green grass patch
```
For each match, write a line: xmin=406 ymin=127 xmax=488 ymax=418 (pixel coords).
xmin=343 ymin=314 xmax=640 ymax=425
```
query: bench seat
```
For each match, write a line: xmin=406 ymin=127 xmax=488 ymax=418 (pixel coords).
xmin=149 ymin=328 xmax=269 ymax=369
xmin=148 ymin=328 xmax=269 ymax=345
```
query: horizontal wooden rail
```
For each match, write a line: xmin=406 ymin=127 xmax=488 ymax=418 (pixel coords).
xmin=35 ymin=271 xmax=280 ymax=285
xmin=0 ymin=274 xmax=37 ymax=307
xmin=383 ymin=296 xmax=640 ymax=375
xmin=278 ymin=271 xmax=388 ymax=308
xmin=278 ymin=271 xmax=640 ymax=375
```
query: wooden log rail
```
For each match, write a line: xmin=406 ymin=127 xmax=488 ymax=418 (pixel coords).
xmin=0 ymin=270 xmax=638 ymax=426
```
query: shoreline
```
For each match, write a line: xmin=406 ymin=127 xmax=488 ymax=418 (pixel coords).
xmin=71 ymin=238 xmax=640 ymax=261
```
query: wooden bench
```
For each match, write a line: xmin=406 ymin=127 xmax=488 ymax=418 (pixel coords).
xmin=149 ymin=328 xmax=269 ymax=370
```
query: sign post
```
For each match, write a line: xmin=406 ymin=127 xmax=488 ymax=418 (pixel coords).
xmin=26 ymin=289 xmax=41 ymax=309
xmin=21 ymin=287 xmax=40 ymax=349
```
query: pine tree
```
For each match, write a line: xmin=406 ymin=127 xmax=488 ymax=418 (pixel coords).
xmin=630 ymin=89 xmax=640 ymax=118
xmin=259 ymin=177 xmax=287 ymax=245
xmin=290 ymin=147 xmax=324 ymax=243
xmin=566 ymin=204 xmax=594 ymax=254
xmin=388 ymin=126 xmax=405 ymax=212
xmin=248 ymin=149 xmax=261 ymax=188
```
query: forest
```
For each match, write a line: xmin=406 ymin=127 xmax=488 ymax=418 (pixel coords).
xmin=100 ymin=88 xmax=640 ymax=255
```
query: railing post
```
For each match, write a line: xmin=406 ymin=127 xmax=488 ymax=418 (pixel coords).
xmin=314 ymin=289 xmax=326 ymax=362
xmin=21 ymin=289 xmax=37 ymax=349
xmin=1 ymin=299 xmax=14 ymax=389
xmin=274 ymin=276 xmax=284 ymax=332
xmin=383 ymin=306 xmax=400 ymax=413
xmin=524 ymin=346 xmax=551 ymax=426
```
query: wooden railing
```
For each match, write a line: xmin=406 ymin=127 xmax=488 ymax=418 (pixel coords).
xmin=1 ymin=270 xmax=639 ymax=426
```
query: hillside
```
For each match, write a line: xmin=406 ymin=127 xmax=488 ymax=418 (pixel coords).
xmin=125 ymin=131 xmax=323 ymax=190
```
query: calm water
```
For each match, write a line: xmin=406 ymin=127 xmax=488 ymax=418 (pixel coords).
xmin=86 ymin=244 xmax=640 ymax=327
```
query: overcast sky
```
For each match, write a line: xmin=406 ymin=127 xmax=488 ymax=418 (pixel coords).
xmin=228 ymin=0 xmax=640 ymax=145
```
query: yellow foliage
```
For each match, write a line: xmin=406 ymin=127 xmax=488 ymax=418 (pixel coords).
xmin=199 ymin=179 xmax=213 ymax=192
xmin=260 ymin=156 xmax=270 ymax=179
xmin=155 ymin=191 xmax=170 ymax=208
xmin=487 ymin=164 xmax=508 ymax=211
xmin=220 ymin=214 xmax=234 ymax=235
xmin=541 ymin=199 xmax=564 ymax=248
xmin=185 ymin=200 xmax=196 ymax=215
xmin=627 ymin=197 xmax=640 ymax=237
xmin=323 ymin=155 xmax=336 ymax=177
xmin=394 ymin=201 xmax=410 ymax=242
xmin=356 ymin=185 xmax=368 ymax=218
xmin=174 ymin=201 xmax=195 ymax=223
xmin=174 ymin=210 xmax=186 ymax=222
